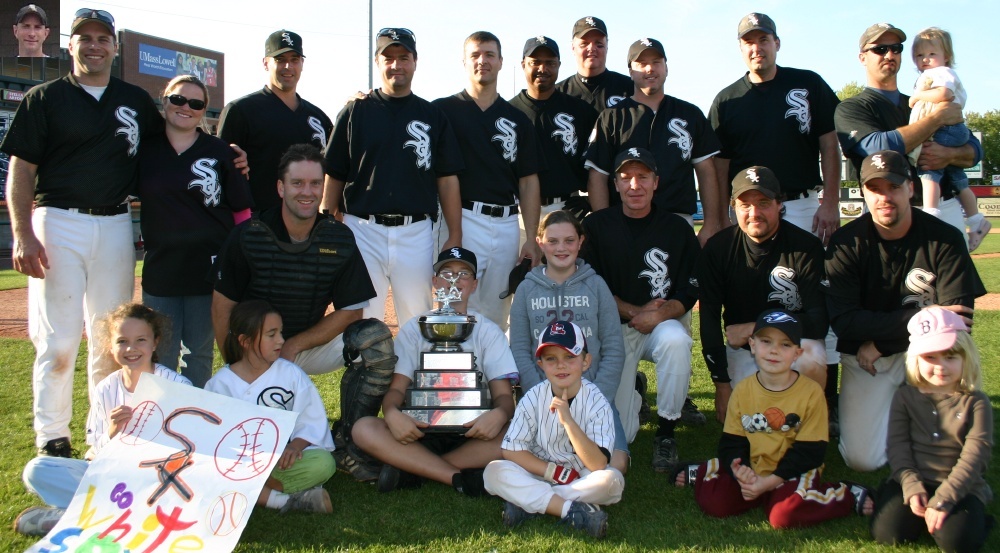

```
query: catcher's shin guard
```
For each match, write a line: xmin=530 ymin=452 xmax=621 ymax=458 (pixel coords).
xmin=339 ymin=318 xmax=397 ymax=432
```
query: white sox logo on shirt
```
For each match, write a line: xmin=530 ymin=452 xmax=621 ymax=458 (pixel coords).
xmin=606 ymin=95 xmax=626 ymax=107
xmin=281 ymin=32 xmax=294 ymax=46
xmin=257 ymin=386 xmax=295 ymax=410
xmin=115 ymin=106 xmax=140 ymax=157
xmin=902 ymin=268 xmax=937 ymax=307
xmin=667 ymin=118 xmax=692 ymax=161
xmin=492 ymin=117 xmax=518 ymax=162
xmin=784 ymin=89 xmax=811 ymax=134
xmin=189 ymin=158 xmax=221 ymax=207
xmin=404 ymin=120 xmax=432 ymax=169
xmin=870 ymin=154 xmax=886 ymax=169
xmin=768 ymin=266 xmax=802 ymax=311
xmin=551 ymin=113 xmax=578 ymax=155
xmin=640 ymin=248 xmax=672 ymax=299
xmin=307 ymin=116 xmax=327 ymax=149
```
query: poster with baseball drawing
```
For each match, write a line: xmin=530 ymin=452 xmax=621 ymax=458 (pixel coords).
xmin=28 ymin=374 xmax=297 ymax=553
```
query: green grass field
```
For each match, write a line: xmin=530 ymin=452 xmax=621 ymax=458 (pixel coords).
xmin=0 ymin=239 xmax=997 ymax=551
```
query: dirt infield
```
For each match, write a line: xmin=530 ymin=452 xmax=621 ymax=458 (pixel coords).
xmin=0 ymin=278 xmax=401 ymax=339
xmin=0 ymin=277 xmax=995 ymax=340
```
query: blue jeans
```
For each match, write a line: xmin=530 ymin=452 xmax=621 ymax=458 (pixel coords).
xmin=141 ymin=292 xmax=214 ymax=388
xmin=920 ymin=122 xmax=971 ymax=192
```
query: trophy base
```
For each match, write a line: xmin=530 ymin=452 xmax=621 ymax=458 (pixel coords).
xmin=402 ymin=408 xmax=491 ymax=434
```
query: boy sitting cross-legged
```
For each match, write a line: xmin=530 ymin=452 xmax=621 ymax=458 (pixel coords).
xmin=674 ymin=310 xmax=874 ymax=527
xmin=484 ymin=320 xmax=625 ymax=538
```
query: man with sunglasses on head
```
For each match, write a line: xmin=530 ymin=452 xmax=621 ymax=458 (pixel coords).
xmin=834 ymin=23 xmax=981 ymax=223
xmin=219 ymin=29 xmax=333 ymax=213
xmin=510 ymin=36 xmax=597 ymax=228
xmin=322 ymin=27 xmax=464 ymax=332
xmin=1 ymin=9 xmax=164 ymax=459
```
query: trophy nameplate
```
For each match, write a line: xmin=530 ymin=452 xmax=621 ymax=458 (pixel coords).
xmin=421 ymin=351 xmax=474 ymax=370
xmin=407 ymin=389 xmax=487 ymax=407
xmin=413 ymin=370 xmax=481 ymax=389
xmin=402 ymin=408 xmax=492 ymax=432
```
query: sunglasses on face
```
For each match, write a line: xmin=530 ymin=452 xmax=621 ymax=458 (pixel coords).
xmin=378 ymin=27 xmax=415 ymax=39
xmin=865 ymin=43 xmax=904 ymax=56
xmin=165 ymin=94 xmax=206 ymax=111
xmin=75 ymin=8 xmax=115 ymax=25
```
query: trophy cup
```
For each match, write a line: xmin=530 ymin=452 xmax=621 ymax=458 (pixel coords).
xmin=402 ymin=274 xmax=492 ymax=433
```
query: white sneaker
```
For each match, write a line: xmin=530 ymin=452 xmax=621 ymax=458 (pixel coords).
xmin=967 ymin=213 xmax=991 ymax=252
xmin=14 ymin=506 xmax=64 ymax=536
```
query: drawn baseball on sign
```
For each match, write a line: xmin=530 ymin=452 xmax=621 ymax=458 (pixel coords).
xmin=214 ymin=417 xmax=280 ymax=481
xmin=120 ymin=400 xmax=164 ymax=445
xmin=207 ymin=491 xmax=248 ymax=536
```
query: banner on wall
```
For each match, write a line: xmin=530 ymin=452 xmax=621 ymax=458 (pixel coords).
xmin=28 ymin=374 xmax=297 ymax=553
xmin=139 ymin=43 xmax=219 ymax=86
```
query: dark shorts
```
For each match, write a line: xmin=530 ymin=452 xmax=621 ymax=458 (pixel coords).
xmin=420 ymin=433 xmax=468 ymax=455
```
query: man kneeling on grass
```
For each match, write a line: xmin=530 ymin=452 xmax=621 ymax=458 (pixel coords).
xmin=674 ymin=310 xmax=874 ymax=527
xmin=351 ymin=248 xmax=516 ymax=495
xmin=484 ymin=320 xmax=624 ymax=539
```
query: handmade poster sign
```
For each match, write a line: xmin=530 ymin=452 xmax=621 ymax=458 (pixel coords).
xmin=28 ymin=373 xmax=297 ymax=553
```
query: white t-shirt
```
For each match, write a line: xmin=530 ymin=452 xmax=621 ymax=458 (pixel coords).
xmin=910 ymin=66 xmax=967 ymax=123
xmin=207 ymin=358 xmax=335 ymax=451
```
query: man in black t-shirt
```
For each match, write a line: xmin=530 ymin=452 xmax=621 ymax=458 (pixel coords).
xmin=555 ymin=16 xmax=632 ymax=112
xmin=825 ymin=150 xmax=984 ymax=472
xmin=218 ymin=30 xmax=333 ymax=212
xmin=1 ymin=10 xmax=162 ymax=458
xmin=510 ymin=35 xmax=597 ymax=237
xmin=709 ymin=12 xmax=841 ymax=244
xmin=432 ymin=31 xmax=543 ymax=332
xmin=584 ymin=37 xmax=724 ymax=246
xmin=580 ymin=148 xmax=699 ymax=475
xmin=698 ymin=167 xmax=828 ymax=424
xmin=322 ymin=28 xmax=464 ymax=327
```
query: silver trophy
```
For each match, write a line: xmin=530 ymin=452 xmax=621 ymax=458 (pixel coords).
xmin=405 ymin=273 xmax=489 ymax=432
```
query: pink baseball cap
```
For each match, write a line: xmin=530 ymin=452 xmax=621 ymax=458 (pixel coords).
xmin=907 ymin=307 xmax=969 ymax=355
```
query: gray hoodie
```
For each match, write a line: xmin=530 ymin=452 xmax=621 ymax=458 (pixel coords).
xmin=509 ymin=259 xmax=624 ymax=403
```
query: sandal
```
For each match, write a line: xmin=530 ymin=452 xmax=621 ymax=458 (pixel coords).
xmin=843 ymin=481 xmax=874 ymax=516
xmin=672 ymin=461 xmax=702 ymax=488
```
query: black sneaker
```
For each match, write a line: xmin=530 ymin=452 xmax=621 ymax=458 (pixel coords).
xmin=38 ymin=437 xmax=72 ymax=458
xmin=651 ymin=436 xmax=679 ymax=473
xmin=334 ymin=443 xmax=381 ymax=482
xmin=635 ymin=372 xmax=652 ymax=425
xmin=559 ymin=501 xmax=608 ymax=538
xmin=502 ymin=501 xmax=540 ymax=528
xmin=452 ymin=468 xmax=486 ymax=497
xmin=376 ymin=463 xmax=423 ymax=493
xmin=679 ymin=397 xmax=707 ymax=426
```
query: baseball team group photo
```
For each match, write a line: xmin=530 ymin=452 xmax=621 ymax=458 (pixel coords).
xmin=1 ymin=2 xmax=998 ymax=552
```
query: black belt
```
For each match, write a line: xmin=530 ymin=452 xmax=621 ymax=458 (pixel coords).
xmin=540 ymin=195 xmax=568 ymax=206
xmin=462 ymin=201 xmax=519 ymax=218
xmin=368 ymin=214 xmax=428 ymax=226
xmin=55 ymin=204 xmax=129 ymax=216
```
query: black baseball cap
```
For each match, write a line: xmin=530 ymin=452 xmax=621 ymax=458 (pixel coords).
xmin=737 ymin=12 xmax=776 ymax=38
xmin=434 ymin=247 xmax=477 ymax=274
xmin=753 ymin=310 xmax=802 ymax=346
xmin=614 ymin=147 xmax=657 ymax=173
xmin=859 ymin=23 xmax=906 ymax=51
xmin=376 ymin=27 xmax=417 ymax=57
xmin=265 ymin=30 xmax=304 ymax=58
xmin=627 ymin=37 xmax=666 ymax=65
xmin=860 ymin=150 xmax=910 ymax=187
xmin=523 ymin=36 xmax=559 ymax=59
xmin=731 ymin=166 xmax=782 ymax=201
xmin=535 ymin=320 xmax=588 ymax=357
xmin=572 ymin=16 xmax=607 ymax=39
xmin=71 ymin=8 xmax=114 ymax=36
xmin=16 ymin=4 xmax=47 ymax=26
